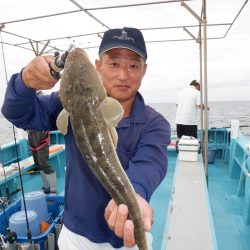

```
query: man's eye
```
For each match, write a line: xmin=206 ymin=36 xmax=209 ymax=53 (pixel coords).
xmin=110 ymin=63 xmax=119 ymax=67
xmin=130 ymin=64 xmax=139 ymax=69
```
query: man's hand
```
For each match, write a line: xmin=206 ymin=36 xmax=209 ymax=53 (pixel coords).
xmin=104 ymin=193 xmax=153 ymax=248
xmin=22 ymin=55 xmax=58 ymax=90
xmin=199 ymin=104 xmax=210 ymax=110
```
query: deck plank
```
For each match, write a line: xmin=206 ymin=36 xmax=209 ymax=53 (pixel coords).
xmin=165 ymin=156 xmax=216 ymax=250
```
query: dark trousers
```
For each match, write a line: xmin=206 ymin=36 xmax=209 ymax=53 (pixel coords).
xmin=31 ymin=146 xmax=54 ymax=174
xmin=28 ymin=131 xmax=54 ymax=174
xmin=176 ymin=124 xmax=198 ymax=139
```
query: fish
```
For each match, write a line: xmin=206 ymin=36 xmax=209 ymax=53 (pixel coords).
xmin=57 ymin=47 xmax=148 ymax=250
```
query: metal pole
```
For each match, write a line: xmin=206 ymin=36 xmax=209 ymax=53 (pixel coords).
xmin=202 ymin=0 xmax=209 ymax=183
xmin=55 ymin=223 xmax=62 ymax=249
xmin=181 ymin=0 xmax=205 ymax=151
xmin=199 ymin=23 xmax=204 ymax=150
xmin=47 ymin=233 xmax=55 ymax=250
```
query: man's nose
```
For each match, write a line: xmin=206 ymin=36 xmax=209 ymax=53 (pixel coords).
xmin=117 ymin=67 xmax=129 ymax=80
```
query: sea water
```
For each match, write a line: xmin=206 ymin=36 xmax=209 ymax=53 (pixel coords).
xmin=0 ymin=100 xmax=249 ymax=145
xmin=150 ymin=100 xmax=250 ymax=140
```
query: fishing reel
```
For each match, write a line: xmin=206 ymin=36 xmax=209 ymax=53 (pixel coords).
xmin=0 ymin=229 xmax=17 ymax=248
xmin=50 ymin=44 xmax=75 ymax=80
xmin=5 ymin=228 xmax=17 ymax=244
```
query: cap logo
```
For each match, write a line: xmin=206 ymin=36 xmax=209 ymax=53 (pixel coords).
xmin=113 ymin=30 xmax=134 ymax=43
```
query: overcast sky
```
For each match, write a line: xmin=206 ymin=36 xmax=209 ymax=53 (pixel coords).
xmin=0 ymin=0 xmax=250 ymax=107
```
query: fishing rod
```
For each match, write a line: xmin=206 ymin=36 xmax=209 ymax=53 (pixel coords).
xmin=0 ymin=148 xmax=22 ymax=199
xmin=11 ymin=127 xmax=33 ymax=243
xmin=1 ymin=28 xmax=34 ymax=245
xmin=0 ymin=167 xmax=18 ymax=248
xmin=0 ymin=147 xmax=10 ymax=202
xmin=0 ymin=30 xmax=70 ymax=247
xmin=0 ymin=190 xmax=9 ymax=231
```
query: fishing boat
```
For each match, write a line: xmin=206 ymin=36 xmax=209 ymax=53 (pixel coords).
xmin=0 ymin=1 xmax=250 ymax=249
xmin=0 ymin=126 xmax=250 ymax=249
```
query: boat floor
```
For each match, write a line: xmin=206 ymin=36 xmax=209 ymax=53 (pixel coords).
xmin=208 ymin=159 xmax=250 ymax=250
xmin=11 ymin=170 xmax=65 ymax=200
xmin=150 ymin=154 xmax=177 ymax=250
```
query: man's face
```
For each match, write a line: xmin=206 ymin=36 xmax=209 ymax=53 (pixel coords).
xmin=95 ymin=48 xmax=147 ymax=103
xmin=195 ymin=84 xmax=200 ymax=91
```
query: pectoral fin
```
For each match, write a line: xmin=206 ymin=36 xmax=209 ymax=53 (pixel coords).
xmin=99 ymin=97 xmax=124 ymax=127
xmin=56 ymin=109 xmax=69 ymax=135
xmin=109 ymin=127 xmax=118 ymax=148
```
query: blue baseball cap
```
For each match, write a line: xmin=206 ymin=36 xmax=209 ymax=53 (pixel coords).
xmin=99 ymin=27 xmax=147 ymax=60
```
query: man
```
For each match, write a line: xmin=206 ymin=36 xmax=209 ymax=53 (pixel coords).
xmin=2 ymin=27 xmax=171 ymax=249
xmin=175 ymin=80 xmax=202 ymax=139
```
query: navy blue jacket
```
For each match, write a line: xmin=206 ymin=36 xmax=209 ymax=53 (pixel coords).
xmin=1 ymin=73 xmax=171 ymax=248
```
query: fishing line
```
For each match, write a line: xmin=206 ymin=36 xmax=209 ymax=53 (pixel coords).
xmin=0 ymin=25 xmax=8 ymax=84
xmin=0 ymin=190 xmax=9 ymax=233
xmin=0 ymin=28 xmax=12 ymax=202
xmin=0 ymin=145 xmax=10 ymax=202
xmin=0 ymin=26 xmax=33 ymax=243
xmin=12 ymin=127 xmax=32 ymax=242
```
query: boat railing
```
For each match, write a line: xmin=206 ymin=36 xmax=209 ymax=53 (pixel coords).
xmin=242 ymin=158 xmax=250 ymax=178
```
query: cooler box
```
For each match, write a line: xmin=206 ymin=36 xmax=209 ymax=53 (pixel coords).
xmin=178 ymin=136 xmax=200 ymax=162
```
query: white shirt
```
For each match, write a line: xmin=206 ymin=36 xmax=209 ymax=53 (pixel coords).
xmin=175 ymin=86 xmax=200 ymax=125
xmin=58 ymin=225 xmax=153 ymax=250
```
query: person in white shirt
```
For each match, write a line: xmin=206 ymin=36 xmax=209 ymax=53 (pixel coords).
xmin=175 ymin=80 xmax=202 ymax=139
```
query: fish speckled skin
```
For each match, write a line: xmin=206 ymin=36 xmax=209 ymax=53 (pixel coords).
xmin=59 ymin=48 xmax=148 ymax=250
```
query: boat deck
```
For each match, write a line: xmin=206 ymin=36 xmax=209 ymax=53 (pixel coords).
xmin=208 ymin=159 xmax=250 ymax=250
xmin=150 ymin=153 xmax=177 ymax=250
xmin=10 ymin=170 xmax=65 ymax=201
xmin=1 ymin=129 xmax=250 ymax=250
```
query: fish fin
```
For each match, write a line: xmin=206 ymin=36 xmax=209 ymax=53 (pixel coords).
xmin=56 ymin=109 xmax=69 ymax=135
xmin=99 ymin=97 xmax=124 ymax=127
xmin=109 ymin=127 xmax=118 ymax=148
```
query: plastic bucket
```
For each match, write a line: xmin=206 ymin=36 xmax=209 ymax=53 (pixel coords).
xmin=208 ymin=146 xmax=216 ymax=164
xmin=9 ymin=210 xmax=40 ymax=237
xmin=21 ymin=191 xmax=49 ymax=223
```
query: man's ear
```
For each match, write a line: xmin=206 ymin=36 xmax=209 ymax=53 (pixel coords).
xmin=142 ymin=63 xmax=148 ymax=77
xmin=95 ymin=59 xmax=101 ymax=74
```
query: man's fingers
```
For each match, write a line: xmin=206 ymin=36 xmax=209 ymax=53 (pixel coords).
xmin=143 ymin=206 xmax=154 ymax=231
xmin=104 ymin=196 xmax=154 ymax=248
xmin=114 ymin=204 xmax=128 ymax=238
xmin=104 ymin=199 xmax=116 ymax=221
xmin=123 ymin=220 xmax=136 ymax=248
xmin=107 ymin=207 xmax=118 ymax=231
xmin=105 ymin=200 xmax=118 ymax=231
xmin=22 ymin=56 xmax=58 ymax=89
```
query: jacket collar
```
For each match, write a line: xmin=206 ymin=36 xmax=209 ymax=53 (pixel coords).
xmin=117 ymin=92 xmax=146 ymax=128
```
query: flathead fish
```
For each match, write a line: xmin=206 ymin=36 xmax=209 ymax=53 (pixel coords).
xmin=57 ymin=48 xmax=148 ymax=250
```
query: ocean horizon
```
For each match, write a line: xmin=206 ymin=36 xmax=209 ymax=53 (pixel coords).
xmin=0 ymin=100 xmax=249 ymax=146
